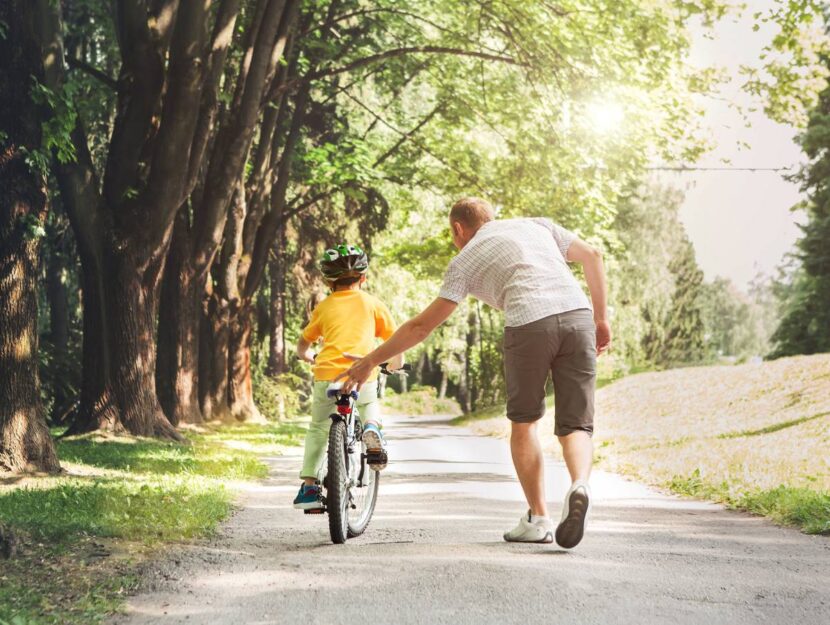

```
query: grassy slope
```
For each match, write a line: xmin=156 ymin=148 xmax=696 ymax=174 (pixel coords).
xmin=456 ymin=353 xmax=830 ymax=534
xmin=0 ymin=422 xmax=305 ymax=625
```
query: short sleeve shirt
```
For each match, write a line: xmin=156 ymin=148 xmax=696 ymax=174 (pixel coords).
xmin=438 ymin=218 xmax=591 ymax=327
xmin=301 ymin=290 xmax=396 ymax=381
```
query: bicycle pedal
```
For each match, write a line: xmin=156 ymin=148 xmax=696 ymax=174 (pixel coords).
xmin=366 ymin=449 xmax=388 ymax=466
xmin=304 ymin=508 xmax=325 ymax=515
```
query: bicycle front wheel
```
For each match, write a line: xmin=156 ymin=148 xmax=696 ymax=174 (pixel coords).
xmin=327 ymin=419 xmax=349 ymax=544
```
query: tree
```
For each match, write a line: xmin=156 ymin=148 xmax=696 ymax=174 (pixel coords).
xmin=770 ymin=49 xmax=830 ymax=358
xmin=39 ymin=0 xmax=297 ymax=435
xmin=0 ymin=0 xmax=61 ymax=472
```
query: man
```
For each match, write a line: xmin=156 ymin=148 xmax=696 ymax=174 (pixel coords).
xmin=339 ymin=197 xmax=611 ymax=549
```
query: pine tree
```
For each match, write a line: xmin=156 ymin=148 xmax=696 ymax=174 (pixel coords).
xmin=662 ymin=237 xmax=708 ymax=366
xmin=769 ymin=54 xmax=830 ymax=358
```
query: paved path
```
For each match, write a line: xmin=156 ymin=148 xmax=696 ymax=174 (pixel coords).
xmin=116 ymin=414 xmax=830 ymax=625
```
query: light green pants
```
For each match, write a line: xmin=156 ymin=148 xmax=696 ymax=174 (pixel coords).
xmin=300 ymin=380 xmax=380 ymax=480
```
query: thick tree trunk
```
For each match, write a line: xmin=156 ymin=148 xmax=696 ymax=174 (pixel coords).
xmin=107 ymin=247 xmax=182 ymax=439
xmin=267 ymin=243 xmax=287 ymax=375
xmin=157 ymin=210 xmax=203 ymax=425
xmin=200 ymin=291 xmax=233 ymax=422
xmin=0 ymin=0 xmax=61 ymax=473
xmin=228 ymin=302 xmax=265 ymax=422
xmin=0 ymin=158 xmax=62 ymax=472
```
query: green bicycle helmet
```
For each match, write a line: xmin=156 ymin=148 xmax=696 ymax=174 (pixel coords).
xmin=319 ymin=244 xmax=369 ymax=280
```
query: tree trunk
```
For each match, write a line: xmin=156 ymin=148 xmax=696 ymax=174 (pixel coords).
xmin=438 ymin=366 xmax=448 ymax=400
xmin=200 ymin=290 xmax=233 ymax=422
xmin=106 ymin=247 xmax=182 ymax=439
xmin=45 ymin=231 xmax=70 ymax=422
xmin=157 ymin=209 xmax=203 ymax=425
xmin=464 ymin=309 xmax=478 ymax=412
xmin=0 ymin=0 xmax=61 ymax=473
xmin=228 ymin=302 xmax=265 ymax=422
xmin=267 ymin=241 xmax=287 ymax=375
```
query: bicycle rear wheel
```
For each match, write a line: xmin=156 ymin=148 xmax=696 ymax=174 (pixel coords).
xmin=327 ymin=419 xmax=349 ymax=544
xmin=347 ymin=440 xmax=379 ymax=537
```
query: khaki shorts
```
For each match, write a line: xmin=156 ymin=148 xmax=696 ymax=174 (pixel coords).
xmin=503 ymin=309 xmax=596 ymax=436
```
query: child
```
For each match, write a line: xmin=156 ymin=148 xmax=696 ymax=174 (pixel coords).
xmin=293 ymin=244 xmax=403 ymax=510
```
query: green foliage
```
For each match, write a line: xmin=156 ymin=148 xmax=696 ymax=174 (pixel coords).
xmin=252 ymin=370 xmax=309 ymax=422
xmin=770 ymin=51 xmax=830 ymax=358
xmin=742 ymin=1 xmax=829 ymax=127
xmin=382 ymin=385 xmax=462 ymax=416
xmin=669 ymin=471 xmax=830 ymax=535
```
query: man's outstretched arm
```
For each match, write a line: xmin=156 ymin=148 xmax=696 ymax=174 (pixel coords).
xmin=339 ymin=297 xmax=458 ymax=390
xmin=567 ymin=238 xmax=611 ymax=354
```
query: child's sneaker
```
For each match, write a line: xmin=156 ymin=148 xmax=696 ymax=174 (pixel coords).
xmin=293 ymin=483 xmax=323 ymax=510
xmin=362 ymin=423 xmax=388 ymax=471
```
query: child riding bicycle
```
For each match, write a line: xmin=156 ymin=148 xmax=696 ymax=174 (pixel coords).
xmin=293 ymin=244 xmax=404 ymax=510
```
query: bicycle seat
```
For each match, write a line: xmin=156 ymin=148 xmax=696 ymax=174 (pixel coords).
xmin=326 ymin=382 xmax=358 ymax=399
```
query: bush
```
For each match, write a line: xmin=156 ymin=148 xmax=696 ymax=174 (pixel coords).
xmin=382 ymin=385 xmax=462 ymax=416
xmin=253 ymin=371 xmax=309 ymax=420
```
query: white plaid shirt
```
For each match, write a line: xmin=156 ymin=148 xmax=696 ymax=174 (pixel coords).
xmin=438 ymin=218 xmax=591 ymax=327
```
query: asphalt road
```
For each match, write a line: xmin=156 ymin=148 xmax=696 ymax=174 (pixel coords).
xmin=115 ymin=414 xmax=830 ymax=625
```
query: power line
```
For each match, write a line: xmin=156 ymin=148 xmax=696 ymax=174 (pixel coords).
xmin=648 ymin=165 xmax=795 ymax=172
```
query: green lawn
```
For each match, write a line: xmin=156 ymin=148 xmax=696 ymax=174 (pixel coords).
xmin=0 ymin=422 xmax=303 ymax=625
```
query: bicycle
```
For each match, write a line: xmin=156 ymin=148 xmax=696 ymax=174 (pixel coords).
xmin=306 ymin=362 xmax=411 ymax=544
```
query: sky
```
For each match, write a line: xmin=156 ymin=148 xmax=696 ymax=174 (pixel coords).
xmin=667 ymin=3 xmax=809 ymax=291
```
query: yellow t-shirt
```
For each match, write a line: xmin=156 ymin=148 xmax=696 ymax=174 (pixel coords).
xmin=301 ymin=289 xmax=397 ymax=382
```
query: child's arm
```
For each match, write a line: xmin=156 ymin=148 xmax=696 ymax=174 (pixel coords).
xmin=296 ymin=336 xmax=316 ymax=364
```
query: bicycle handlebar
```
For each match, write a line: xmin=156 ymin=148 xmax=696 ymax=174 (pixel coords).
xmin=379 ymin=362 xmax=412 ymax=376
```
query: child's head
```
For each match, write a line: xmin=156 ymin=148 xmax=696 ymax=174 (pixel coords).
xmin=319 ymin=244 xmax=369 ymax=291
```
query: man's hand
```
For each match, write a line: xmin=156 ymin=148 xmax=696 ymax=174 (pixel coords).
xmin=299 ymin=349 xmax=316 ymax=364
xmin=596 ymin=319 xmax=612 ymax=355
xmin=337 ymin=353 xmax=376 ymax=392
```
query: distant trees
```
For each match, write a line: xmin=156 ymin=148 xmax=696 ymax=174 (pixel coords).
xmin=769 ymin=53 xmax=830 ymax=358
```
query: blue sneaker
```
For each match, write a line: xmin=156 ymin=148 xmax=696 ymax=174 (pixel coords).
xmin=362 ymin=423 xmax=388 ymax=471
xmin=293 ymin=483 xmax=322 ymax=510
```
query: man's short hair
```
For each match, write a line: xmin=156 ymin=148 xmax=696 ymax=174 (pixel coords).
xmin=450 ymin=197 xmax=495 ymax=228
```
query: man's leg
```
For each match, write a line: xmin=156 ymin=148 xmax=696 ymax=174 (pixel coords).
xmin=550 ymin=309 xmax=597 ymax=548
xmin=558 ymin=431 xmax=593 ymax=483
xmin=511 ymin=421 xmax=548 ymax=517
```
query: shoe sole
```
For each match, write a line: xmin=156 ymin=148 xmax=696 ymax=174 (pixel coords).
xmin=555 ymin=490 xmax=589 ymax=549
xmin=293 ymin=501 xmax=323 ymax=510
xmin=503 ymin=530 xmax=554 ymax=544
xmin=362 ymin=430 xmax=387 ymax=471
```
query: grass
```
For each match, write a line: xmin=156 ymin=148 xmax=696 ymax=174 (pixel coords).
xmin=383 ymin=385 xmax=462 ymax=416
xmin=0 ymin=421 xmax=303 ymax=625
xmin=454 ymin=353 xmax=830 ymax=535
xmin=670 ymin=471 xmax=830 ymax=535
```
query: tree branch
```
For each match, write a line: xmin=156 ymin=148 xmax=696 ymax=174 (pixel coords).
xmin=65 ymin=56 xmax=117 ymax=90
xmin=306 ymin=46 xmax=527 ymax=82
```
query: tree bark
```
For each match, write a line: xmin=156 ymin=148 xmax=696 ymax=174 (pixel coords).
xmin=45 ymin=227 xmax=70 ymax=422
xmin=0 ymin=0 xmax=61 ymax=472
xmin=157 ymin=208 xmax=203 ymax=425
xmin=267 ymin=238 xmax=287 ymax=375
xmin=228 ymin=302 xmax=265 ymax=422
xmin=200 ymin=289 xmax=233 ymax=422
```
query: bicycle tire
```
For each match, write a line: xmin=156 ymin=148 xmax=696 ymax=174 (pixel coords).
xmin=347 ymin=455 xmax=379 ymax=538
xmin=327 ymin=419 xmax=349 ymax=544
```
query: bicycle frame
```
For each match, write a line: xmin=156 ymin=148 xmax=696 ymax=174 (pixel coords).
xmin=327 ymin=388 xmax=368 ymax=487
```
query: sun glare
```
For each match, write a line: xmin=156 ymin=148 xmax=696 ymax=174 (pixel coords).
xmin=586 ymin=101 xmax=625 ymax=134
